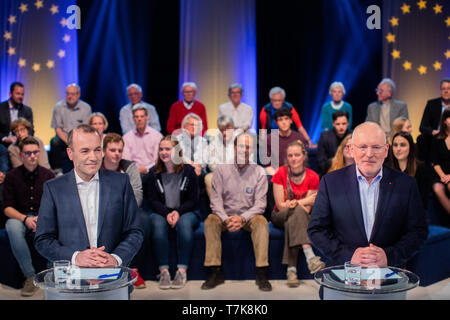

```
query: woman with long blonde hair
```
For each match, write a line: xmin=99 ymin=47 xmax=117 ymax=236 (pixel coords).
xmin=328 ymin=134 xmax=354 ymax=173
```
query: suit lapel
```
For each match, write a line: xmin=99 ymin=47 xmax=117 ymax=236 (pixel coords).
xmin=97 ymin=169 xmax=108 ymax=240
xmin=344 ymin=165 xmax=368 ymax=242
xmin=369 ymin=167 xmax=394 ymax=243
xmin=68 ymin=170 xmax=90 ymax=243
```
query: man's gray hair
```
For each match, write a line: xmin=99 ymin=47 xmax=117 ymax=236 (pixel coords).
xmin=269 ymin=86 xmax=286 ymax=99
xmin=132 ymin=103 xmax=148 ymax=116
xmin=127 ymin=83 xmax=142 ymax=93
xmin=352 ymin=121 xmax=387 ymax=144
xmin=228 ymin=83 xmax=243 ymax=96
xmin=66 ymin=83 xmax=80 ymax=93
xmin=182 ymin=82 xmax=197 ymax=91
xmin=181 ymin=113 xmax=203 ymax=134
xmin=217 ymin=115 xmax=235 ymax=128
xmin=329 ymin=81 xmax=346 ymax=95
xmin=379 ymin=78 xmax=396 ymax=94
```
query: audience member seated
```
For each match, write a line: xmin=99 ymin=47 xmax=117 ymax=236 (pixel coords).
xmin=417 ymin=78 xmax=450 ymax=163
xmin=146 ymin=136 xmax=200 ymax=289
xmin=260 ymin=87 xmax=313 ymax=147
xmin=327 ymin=134 xmax=354 ymax=173
xmin=49 ymin=83 xmax=92 ymax=173
xmin=317 ymin=110 xmax=352 ymax=176
xmin=388 ymin=131 xmax=432 ymax=209
xmin=264 ymin=108 xmax=308 ymax=176
xmin=167 ymin=82 xmax=208 ymax=136
xmin=3 ymin=137 xmax=55 ymax=296
xmin=0 ymin=82 xmax=34 ymax=173
xmin=201 ymin=133 xmax=272 ymax=292
xmin=89 ymin=112 xmax=108 ymax=142
xmin=174 ymin=113 xmax=209 ymax=178
xmin=271 ymin=140 xmax=325 ymax=288
xmin=366 ymin=78 xmax=409 ymax=139
xmin=102 ymin=133 xmax=149 ymax=289
xmin=123 ymin=104 xmax=163 ymax=175
xmin=8 ymin=118 xmax=50 ymax=170
xmin=218 ymin=83 xmax=253 ymax=132
xmin=205 ymin=116 xmax=236 ymax=197
xmin=321 ymin=82 xmax=353 ymax=131
xmin=119 ymin=83 xmax=161 ymax=135
xmin=430 ymin=108 xmax=450 ymax=215
xmin=390 ymin=116 xmax=412 ymax=143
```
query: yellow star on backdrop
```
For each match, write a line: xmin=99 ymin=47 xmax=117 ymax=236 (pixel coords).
xmin=389 ymin=17 xmax=400 ymax=27
xmin=18 ymin=58 xmax=26 ymax=68
xmin=417 ymin=0 xmax=427 ymax=10
xmin=4 ymin=31 xmax=12 ymax=40
xmin=8 ymin=15 xmax=17 ymax=24
xmin=8 ymin=47 xmax=16 ymax=56
xmin=403 ymin=60 xmax=412 ymax=70
xmin=434 ymin=4 xmax=443 ymax=14
xmin=57 ymin=49 xmax=66 ymax=58
xmin=34 ymin=0 xmax=44 ymax=9
xmin=32 ymin=63 xmax=41 ymax=72
xmin=401 ymin=3 xmax=411 ymax=14
xmin=392 ymin=49 xmax=401 ymax=60
xmin=386 ymin=33 xmax=396 ymax=43
xmin=418 ymin=65 xmax=427 ymax=75
xmin=446 ymin=17 xmax=450 ymax=27
xmin=50 ymin=4 xmax=59 ymax=15
xmin=19 ymin=3 xmax=28 ymax=13
xmin=62 ymin=34 xmax=71 ymax=43
xmin=445 ymin=50 xmax=450 ymax=59
xmin=46 ymin=60 xmax=55 ymax=69
xmin=60 ymin=18 xmax=68 ymax=27
xmin=433 ymin=61 xmax=442 ymax=70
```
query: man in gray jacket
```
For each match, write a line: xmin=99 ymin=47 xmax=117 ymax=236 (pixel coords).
xmin=366 ymin=78 xmax=409 ymax=138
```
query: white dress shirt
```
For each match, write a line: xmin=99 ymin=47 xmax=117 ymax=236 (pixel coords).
xmin=71 ymin=171 xmax=122 ymax=266
xmin=183 ymin=100 xmax=194 ymax=110
xmin=218 ymin=101 xmax=253 ymax=130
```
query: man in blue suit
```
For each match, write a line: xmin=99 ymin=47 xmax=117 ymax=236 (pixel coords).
xmin=308 ymin=122 xmax=428 ymax=268
xmin=35 ymin=125 xmax=143 ymax=267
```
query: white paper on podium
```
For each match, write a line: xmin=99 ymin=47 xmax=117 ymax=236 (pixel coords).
xmin=68 ymin=268 xmax=122 ymax=280
xmin=331 ymin=268 xmax=401 ymax=281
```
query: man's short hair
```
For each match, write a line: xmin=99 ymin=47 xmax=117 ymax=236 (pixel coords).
xmin=217 ymin=115 xmax=235 ymax=128
xmin=269 ymin=86 xmax=286 ymax=99
xmin=228 ymin=83 xmax=243 ymax=96
xmin=103 ymin=132 xmax=124 ymax=150
xmin=10 ymin=81 xmax=24 ymax=93
xmin=329 ymin=81 xmax=346 ymax=95
xmin=67 ymin=124 xmax=99 ymax=149
xmin=18 ymin=136 xmax=39 ymax=152
xmin=132 ymin=103 xmax=148 ymax=116
xmin=10 ymin=117 xmax=32 ymax=133
xmin=127 ymin=83 xmax=143 ymax=93
xmin=66 ymin=83 xmax=81 ymax=93
xmin=274 ymin=108 xmax=292 ymax=121
xmin=332 ymin=110 xmax=349 ymax=122
xmin=440 ymin=78 xmax=450 ymax=88
xmin=181 ymin=82 xmax=197 ymax=91
xmin=378 ymin=78 xmax=396 ymax=94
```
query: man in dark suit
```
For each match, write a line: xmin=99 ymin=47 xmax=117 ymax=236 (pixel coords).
xmin=0 ymin=82 xmax=33 ymax=173
xmin=35 ymin=124 xmax=143 ymax=267
xmin=317 ymin=110 xmax=352 ymax=175
xmin=417 ymin=78 xmax=450 ymax=162
xmin=308 ymin=122 xmax=428 ymax=268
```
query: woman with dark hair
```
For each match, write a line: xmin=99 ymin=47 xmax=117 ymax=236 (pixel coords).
xmin=431 ymin=108 xmax=450 ymax=215
xmin=271 ymin=140 xmax=325 ymax=288
xmin=389 ymin=131 xmax=430 ymax=208
xmin=145 ymin=135 xmax=200 ymax=289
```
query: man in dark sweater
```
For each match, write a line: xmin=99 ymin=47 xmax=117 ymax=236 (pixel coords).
xmin=317 ymin=110 xmax=352 ymax=175
xmin=3 ymin=137 xmax=55 ymax=296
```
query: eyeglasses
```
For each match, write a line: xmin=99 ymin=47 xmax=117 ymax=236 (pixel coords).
xmin=14 ymin=127 xmax=28 ymax=134
xmin=353 ymin=144 xmax=386 ymax=154
xmin=22 ymin=150 xmax=40 ymax=157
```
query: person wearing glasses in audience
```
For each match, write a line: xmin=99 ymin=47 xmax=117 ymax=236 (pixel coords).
xmin=308 ymin=122 xmax=428 ymax=273
xmin=327 ymin=135 xmax=354 ymax=173
xmin=3 ymin=137 xmax=55 ymax=296
xmin=8 ymin=118 xmax=50 ymax=170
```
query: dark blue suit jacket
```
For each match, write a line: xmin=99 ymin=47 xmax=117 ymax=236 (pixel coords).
xmin=34 ymin=168 xmax=143 ymax=266
xmin=307 ymin=164 xmax=428 ymax=267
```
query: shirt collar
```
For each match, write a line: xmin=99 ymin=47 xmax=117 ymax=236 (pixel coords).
xmin=21 ymin=165 xmax=39 ymax=178
xmin=65 ymin=100 xmax=80 ymax=110
xmin=355 ymin=165 xmax=383 ymax=184
xmin=134 ymin=126 xmax=151 ymax=136
xmin=8 ymin=100 xmax=18 ymax=110
xmin=74 ymin=170 xmax=99 ymax=185
xmin=183 ymin=100 xmax=194 ymax=108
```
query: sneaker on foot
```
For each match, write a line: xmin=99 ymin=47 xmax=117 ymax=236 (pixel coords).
xmin=21 ymin=277 xmax=38 ymax=297
xmin=286 ymin=267 xmax=300 ymax=288
xmin=307 ymin=256 xmax=326 ymax=274
xmin=132 ymin=269 xmax=146 ymax=289
xmin=157 ymin=271 xmax=171 ymax=290
xmin=171 ymin=270 xmax=187 ymax=289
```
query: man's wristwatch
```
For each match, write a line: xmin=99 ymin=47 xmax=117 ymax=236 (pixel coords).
xmin=23 ymin=216 xmax=28 ymax=225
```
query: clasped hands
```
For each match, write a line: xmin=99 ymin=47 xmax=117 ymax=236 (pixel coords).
xmin=351 ymin=244 xmax=387 ymax=268
xmin=75 ymin=246 xmax=118 ymax=268
xmin=224 ymin=215 xmax=244 ymax=232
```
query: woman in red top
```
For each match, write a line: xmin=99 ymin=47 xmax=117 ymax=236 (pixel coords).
xmin=271 ymin=140 xmax=325 ymax=288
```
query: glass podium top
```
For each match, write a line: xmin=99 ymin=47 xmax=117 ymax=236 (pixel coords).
xmin=34 ymin=266 xmax=136 ymax=294
xmin=314 ymin=265 xmax=420 ymax=295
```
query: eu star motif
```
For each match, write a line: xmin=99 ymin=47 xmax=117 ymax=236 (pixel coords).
xmin=389 ymin=17 xmax=399 ymax=27
xmin=3 ymin=31 xmax=12 ymax=41
xmin=19 ymin=3 xmax=28 ymax=13
xmin=446 ymin=17 xmax=450 ymax=27
xmin=57 ymin=49 xmax=66 ymax=58
xmin=386 ymin=33 xmax=396 ymax=43
xmin=433 ymin=61 xmax=442 ymax=71
xmin=391 ymin=49 xmax=401 ymax=60
xmin=401 ymin=3 xmax=411 ymax=14
xmin=50 ymin=4 xmax=59 ymax=15
xmin=18 ymin=59 xmax=26 ymax=68
xmin=417 ymin=65 xmax=427 ymax=75
xmin=46 ymin=60 xmax=55 ymax=69
xmin=62 ymin=34 xmax=71 ymax=43
xmin=32 ymin=63 xmax=41 ymax=72
xmin=445 ymin=50 xmax=450 ymax=59
xmin=417 ymin=0 xmax=427 ymax=10
xmin=8 ymin=47 xmax=16 ymax=56
xmin=34 ymin=0 xmax=44 ymax=10
xmin=403 ymin=60 xmax=412 ymax=71
xmin=60 ymin=18 xmax=68 ymax=27
xmin=8 ymin=15 xmax=17 ymax=25
xmin=433 ymin=4 xmax=443 ymax=14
